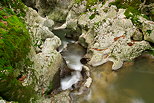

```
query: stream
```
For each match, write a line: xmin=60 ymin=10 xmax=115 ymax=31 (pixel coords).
xmin=53 ymin=29 xmax=86 ymax=90
xmin=53 ymin=29 xmax=154 ymax=103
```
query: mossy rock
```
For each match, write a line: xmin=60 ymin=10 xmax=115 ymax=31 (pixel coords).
xmin=0 ymin=4 xmax=37 ymax=103
xmin=110 ymin=0 xmax=151 ymax=24
xmin=0 ymin=7 xmax=31 ymax=78
xmin=0 ymin=78 xmax=37 ymax=103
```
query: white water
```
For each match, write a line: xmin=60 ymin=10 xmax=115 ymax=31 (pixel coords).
xmin=64 ymin=55 xmax=83 ymax=71
xmin=53 ymin=29 xmax=86 ymax=90
xmin=60 ymin=43 xmax=85 ymax=90
xmin=61 ymin=71 xmax=81 ymax=90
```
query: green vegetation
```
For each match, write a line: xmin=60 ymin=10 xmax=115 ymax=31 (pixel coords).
xmin=0 ymin=0 xmax=27 ymax=17
xmin=0 ymin=7 xmax=30 ymax=80
xmin=0 ymin=0 xmax=37 ymax=102
xmin=110 ymin=0 xmax=150 ymax=25
xmin=0 ymin=78 xmax=36 ymax=103
xmin=146 ymin=30 xmax=152 ymax=35
xmin=89 ymin=14 xmax=96 ymax=19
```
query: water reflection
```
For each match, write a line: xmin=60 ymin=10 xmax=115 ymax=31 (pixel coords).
xmin=79 ymin=55 xmax=154 ymax=103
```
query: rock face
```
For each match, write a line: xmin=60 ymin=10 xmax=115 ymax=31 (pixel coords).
xmin=139 ymin=16 xmax=154 ymax=43
xmin=58 ymin=0 xmax=152 ymax=70
xmin=78 ymin=3 xmax=151 ymax=70
xmin=23 ymin=0 xmax=73 ymax=22
xmin=24 ymin=7 xmax=63 ymax=93
xmin=51 ymin=90 xmax=71 ymax=103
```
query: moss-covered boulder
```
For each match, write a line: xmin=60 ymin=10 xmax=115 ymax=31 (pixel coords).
xmin=0 ymin=1 xmax=37 ymax=102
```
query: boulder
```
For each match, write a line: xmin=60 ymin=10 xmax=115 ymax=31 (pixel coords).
xmin=24 ymin=7 xmax=63 ymax=94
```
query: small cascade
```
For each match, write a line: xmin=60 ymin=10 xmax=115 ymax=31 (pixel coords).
xmin=53 ymin=29 xmax=86 ymax=90
xmin=60 ymin=43 xmax=86 ymax=90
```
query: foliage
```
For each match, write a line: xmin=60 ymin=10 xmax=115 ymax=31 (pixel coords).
xmin=89 ymin=13 xmax=96 ymax=19
xmin=110 ymin=0 xmax=150 ymax=25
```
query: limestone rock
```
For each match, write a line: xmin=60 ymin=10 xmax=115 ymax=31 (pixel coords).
xmin=24 ymin=7 xmax=63 ymax=93
xmin=77 ymin=2 xmax=151 ymax=70
xmin=139 ymin=16 xmax=154 ymax=43
xmin=51 ymin=90 xmax=71 ymax=103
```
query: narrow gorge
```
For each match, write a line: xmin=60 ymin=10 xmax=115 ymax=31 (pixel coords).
xmin=0 ymin=0 xmax=154 ymax=103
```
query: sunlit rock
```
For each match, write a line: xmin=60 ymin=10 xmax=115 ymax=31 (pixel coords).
xmin=77 ymin=2 xmax=151 ymax=70
xmin=139 ymin=16 xmax=154 ymax=43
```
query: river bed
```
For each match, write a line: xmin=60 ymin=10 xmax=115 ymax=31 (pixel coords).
xmin=52 ymin=29 xmax=154 ymax=103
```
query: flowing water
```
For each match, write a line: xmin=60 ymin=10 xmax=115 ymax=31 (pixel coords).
xmin=53 ymin=29 xmax=154 ymax=103
xmin=53 ymin=29 xmax=86 ymax=90
xmin=60 ymin=43 xmax=86 ymax=90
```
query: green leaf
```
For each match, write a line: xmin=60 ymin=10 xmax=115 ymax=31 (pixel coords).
xmin=89 ymin=14 xmax=95 ymax=19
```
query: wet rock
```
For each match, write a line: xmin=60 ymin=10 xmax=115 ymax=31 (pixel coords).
xmin=60 ymin=59 xmax=72 ymax=78
xmin=51 ymin=90 xmax=71 ymax=103
xmin=84 ymin=77 xmax=92 ymax=88
xmin=80 ymin=57 xmax=89 ymax=65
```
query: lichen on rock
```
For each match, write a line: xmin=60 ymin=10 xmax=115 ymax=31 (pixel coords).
xmin=24 ymin=7 xmax=63 ymax=94
xmin=56 ymin=0 xmax=153 ymax=70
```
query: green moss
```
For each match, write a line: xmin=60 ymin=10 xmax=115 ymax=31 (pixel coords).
xmin=146 ymin=47 xmax=154 ymax=56
xmin=0 ymin=78 xmax=37 ymax=103
xmin=0 ymin=0 xmax=27 ymax=17
xmin=0 ymin=10 xmax=31 ymax=78
xmin=146 ymin=30 xmax=152 ymax=35
xmin=0 ymin=5 xmax=37 ymax=103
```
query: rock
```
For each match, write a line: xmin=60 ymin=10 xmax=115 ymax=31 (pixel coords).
xmin=51 ymin=90 xmax=71 ymax=103
xmin=84 ymin=77 xmax=92 ymax=88
xmin=0 ymin=100 xmax=6 ymax=103
xmin=48 ymin=8 xmax=68 ymax=23
xmin=23 ymin=0 xmax=74 ymax=21
xmin=43 ymin=19 xmax=54 ymax=30
xmin=24 ymin=7 xmax=63 ymax=94
xmin=139 ymin=16 xmax=154 ymax=43
xmin=54 ymin=1 xmax=86 ymax=30
xmin=77 ymin=2 xmax=151 ymax=70
xmin=79 ymin=29 xmax=95 ymax=48
xmin=132 ymin=29 xmax=143 ymax=41
xmin=37 ymin=26 xmax=55 ymax=40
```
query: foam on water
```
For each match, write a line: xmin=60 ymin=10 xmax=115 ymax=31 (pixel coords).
xmin=64 ymin=55 xmax=83 ymax=71
xmin=61 ymin=71 xmax=81 ymax=90
xmin=60 ymin=43 xmax=86 ymax=90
